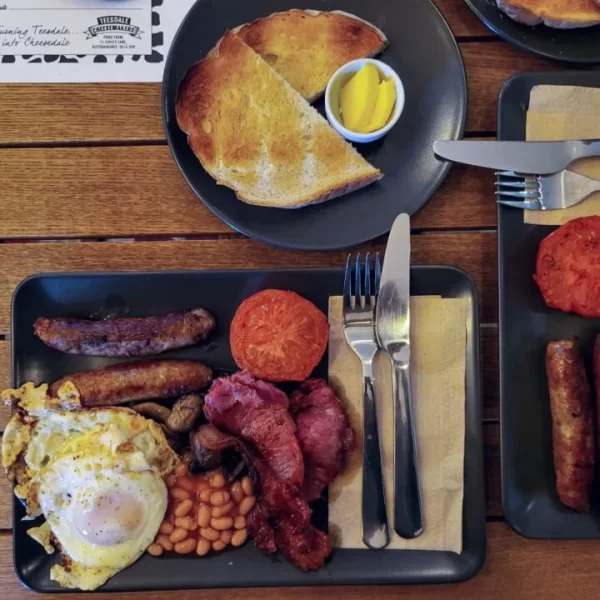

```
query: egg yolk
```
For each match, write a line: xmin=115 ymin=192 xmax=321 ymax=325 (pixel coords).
xmin=73 ymin=492 xmax=144 ymax=546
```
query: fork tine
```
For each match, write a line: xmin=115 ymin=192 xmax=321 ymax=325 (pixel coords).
xmin=495 ymin=180 xmax=538 ymax=189
xmin=343 ymin=254 xmax=352 ymax=308
xmin=365 ymin=253 xmax=371 ymax=302
xmin=355 ymin=253 xmax=362 ymax=308
xmin=497 ymin=199 xmax=542 ymax=210
xmin=374 ymin=253 xmax=381 ymax=298
xmin=495 ymin=190 xmax=540 ymax=199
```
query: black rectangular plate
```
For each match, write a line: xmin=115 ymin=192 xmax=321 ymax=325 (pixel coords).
xmin=498 ymin=71 xmax=600 ymax=539
xmin=11 ymin=267 xmax=485 ymax=591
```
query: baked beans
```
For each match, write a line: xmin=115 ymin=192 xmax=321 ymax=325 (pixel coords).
xmin=148 ymin=462 xmax=255 ymax=558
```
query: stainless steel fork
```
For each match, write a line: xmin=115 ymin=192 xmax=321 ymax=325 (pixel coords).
xmin=343 ymin=253 xmax=390 ymax=550
xmin=495 ymin=169 xmax=600 ymax=210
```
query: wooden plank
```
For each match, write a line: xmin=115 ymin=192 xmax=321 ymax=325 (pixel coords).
xmin=434 ymin=0 xmax=491 ymax=37
xmin=0 ymin=84 xmax=162 ymax=144
xmin=0 ymin=233 xmax=497 ymax=335
xmin=462 ymin=43 xmax=553 ymax=133
xmin=5 ymin=521 xmax=600 ymax=598
xmin=0 ymin=342 xmax=9 ymax=431
xmin=0 ymin=149 xmax=497 ymax=240
xmin=482 ymin=327 xmax=498 ymax=421
xmin=0 ymin=479 xmax=11 ymax=530
xmin=0 ymin=44 xmax=556 ymax=144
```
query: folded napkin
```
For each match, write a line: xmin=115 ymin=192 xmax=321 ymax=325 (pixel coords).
xmin=327 ymin=296 xmax=467 ymax=553
xmin=525 ymin=85 xmax=600 ymax=225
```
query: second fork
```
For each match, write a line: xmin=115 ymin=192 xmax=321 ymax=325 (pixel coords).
xmin=343 ymin=253 xmax=390 ymax=550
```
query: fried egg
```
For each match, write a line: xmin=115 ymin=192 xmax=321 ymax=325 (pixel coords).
xmin=39 ymin=449 xmax=168 ymax=590
xmin=1 ymin=382 xmax=179 ymax=591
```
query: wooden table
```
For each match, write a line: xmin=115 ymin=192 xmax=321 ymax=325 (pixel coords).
xmin=0 ymin=1 xmax=597 ymax=597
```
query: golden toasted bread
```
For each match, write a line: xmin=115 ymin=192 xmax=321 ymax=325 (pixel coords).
xmin=496 ymin=0 xmax=600 ymax=28
xmin=234 ymin=9 xmax=388 ymax=102
xmin=176 ymin=32 xmax=381 ymax=209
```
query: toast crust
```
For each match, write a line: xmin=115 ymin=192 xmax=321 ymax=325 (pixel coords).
xmin=234 ymin=9 xmax=388 ymax=101
xmin=176 ymin=31 xmax=381 ymax=209
xmin=496 ymin=0 xmax=600 ymax=28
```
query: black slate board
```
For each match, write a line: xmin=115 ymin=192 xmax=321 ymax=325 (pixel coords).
xmin=465 ymin=0 xmax=600 ymax=64
xmin=498 ymin=71 xmax=600 ymax=538
xmin=162 ymin=0 xmax=467 ymax=250
xmin=11 ymin=267 xmax=485 ymax=591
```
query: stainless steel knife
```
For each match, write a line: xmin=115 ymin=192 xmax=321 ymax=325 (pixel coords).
xmin=375 ymin=213 xmax=423 ymax=539
xmin=434 ymin=139 xmax=600 ymax=174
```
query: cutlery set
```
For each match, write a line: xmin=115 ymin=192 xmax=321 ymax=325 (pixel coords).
xmin=434 ymin=140 xmax=600 ymax=210
xmin=343 ymin=214 xmax=423 ymax=549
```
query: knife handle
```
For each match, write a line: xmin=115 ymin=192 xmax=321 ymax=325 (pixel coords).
xmin=393 ymin=361 xmax=423 ymax=539
xmin=361 ymin=361 xmax=390 ymax=550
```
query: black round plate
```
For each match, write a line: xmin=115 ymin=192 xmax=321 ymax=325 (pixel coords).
xmin=162 ymin=0 xmax=466 ymax=250
xmin=465 ymin=0 xmax=600 ymax=64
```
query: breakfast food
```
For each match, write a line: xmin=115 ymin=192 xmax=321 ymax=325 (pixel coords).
xmin=34 ymin=308 xmax=216 ymax=357
xmin=500 ymin=0 xmax=600 ymax=26
xmin=290 ymin=379 xmax=355 ymax=501
xmin=148 ymin=461 xmax=255 ymax=557
xmin=205 ymin=371 xmax=304 ymax=488
xmin=546 ymin=340 xmax=595 ymax=512
xmin=230 ymin=289 xmax=328 ymax=381
xmin=234 ymin=9 xmax=388 ymax=102
xmin=534 ymin=216 xmax=600 ymax=317
xmin=496 ymin=0 xmax=600 ymax=28
xmin=339 ymin=63 xmax=397 ymax=133
xmin=176 ymin=31 xmax=382 ymax=209
xmin=193 ymin=423 xmax=331 ymax=571
xmin=2 ymin=383 xmax=178 ymax=590
xmin=49 ymin=359 xmax=213 ymax=407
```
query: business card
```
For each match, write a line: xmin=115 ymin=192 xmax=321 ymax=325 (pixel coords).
xmin=0 ymin=0 xmax=152 ymax=56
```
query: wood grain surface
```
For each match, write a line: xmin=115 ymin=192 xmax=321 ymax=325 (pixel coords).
xmin=0 ymin=45 xmax=549 ymax=144
xmin=0 ymin=0 xmax=582 ymax=595
xmin=0 ymin=149 xmax=496 ymax=239
xmin=0 ymin=233 xmax=498 ymax=334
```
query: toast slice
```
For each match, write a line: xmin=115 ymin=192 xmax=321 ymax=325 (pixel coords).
xmin=496 ymin=0 xmax=600 ymax=28
xmin=234 ymin=10 xmax=388 ymax=102
xmin=176 ymin=32 xmax=381 ymax=209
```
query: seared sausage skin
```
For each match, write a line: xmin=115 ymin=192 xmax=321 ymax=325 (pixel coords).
xmin=34 ymin=308 xmax=216 ymax=357
xmin=546 ymin=340 xmax=595 ymax=512
xmin=49 ymin=360 xmax=213 ymax=407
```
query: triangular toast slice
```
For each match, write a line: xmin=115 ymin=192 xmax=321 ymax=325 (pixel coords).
xmin=176 ymin=32 xmax=382 ymax=209
xmin=234 ymin=9 xmax=388 ymax=102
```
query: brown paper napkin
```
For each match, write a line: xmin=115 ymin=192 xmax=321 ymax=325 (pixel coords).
xmin=327 ymin=296 xmax=467 ymax=553
xmin=525 ymin=85 xmax=600 ymax=225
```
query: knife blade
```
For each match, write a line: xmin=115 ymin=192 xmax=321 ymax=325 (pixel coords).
xmin=434 ymin=140 xmax=600 ymax=174
xmin=376 ymin=213 xmax=423 ymax=539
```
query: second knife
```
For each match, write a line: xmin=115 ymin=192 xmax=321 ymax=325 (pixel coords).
xmin=376 ymin=213 xmax=423 ymax=539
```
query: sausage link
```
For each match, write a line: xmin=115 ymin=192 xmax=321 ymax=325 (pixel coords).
xmin=49 ymin=360 xmax=213 ymax=407
xmin=33 ymin=308 xmax=216 ymax=357
xmin=546 ymin=339 xmax=595 ymax=512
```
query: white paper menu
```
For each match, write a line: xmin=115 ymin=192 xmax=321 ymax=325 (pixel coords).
xmin=0 ymin=0 xmax=197 ymax=82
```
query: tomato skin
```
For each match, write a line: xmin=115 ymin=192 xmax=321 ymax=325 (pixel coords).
xmin=534 ymin=216 xmax=600 ymax=318
xmin=230 ymin=290 xmax=329 ymax=382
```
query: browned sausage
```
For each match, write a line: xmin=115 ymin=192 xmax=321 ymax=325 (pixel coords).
xmin=546 ymin=339 xmax=595 ymax=512
xmin=34 ymin=308 xmax=216 ymax=357
xmin=49 ymin=360 xmax=213 ymax=407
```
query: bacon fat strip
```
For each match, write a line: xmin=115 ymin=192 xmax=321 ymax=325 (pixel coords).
xmin=34 ymin=308 xmax=216 ymax=357
xmin=546 ymin=339 xmax=595 ymax=512
xmin=49 ymin=360 xmax=213 ymax=407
